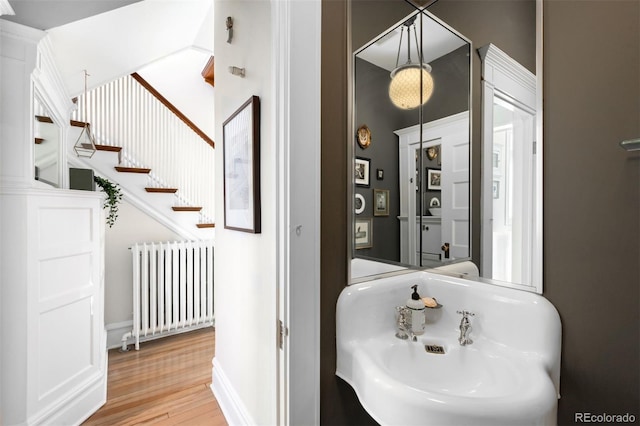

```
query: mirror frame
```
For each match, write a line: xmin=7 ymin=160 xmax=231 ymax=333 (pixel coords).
xmin=348 ymin=0 xmax=543 ymax=294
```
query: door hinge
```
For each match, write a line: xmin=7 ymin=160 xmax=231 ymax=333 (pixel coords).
xmin=278 ymin=320 xmax=288 ymax=350
xmin=533 ymin=140 xmax=537 ymax=155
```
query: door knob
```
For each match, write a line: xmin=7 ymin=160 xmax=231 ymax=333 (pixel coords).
xmin=441 ymin=242 xmax=450 ymax=259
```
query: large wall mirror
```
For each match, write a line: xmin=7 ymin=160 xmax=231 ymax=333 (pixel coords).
xmin=353 ymin=8 xmax=471 ymax=268
xmin=34 ymin=95 xmax=62 ymax=188
xmin=350 ymin=0 xmax=542 ymax=293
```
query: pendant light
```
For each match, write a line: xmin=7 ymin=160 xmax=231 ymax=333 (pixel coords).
xmin=73 ymin=70 xmax=97 ymax=158
xmin=389 ymin=16 xmax=434 ymax=110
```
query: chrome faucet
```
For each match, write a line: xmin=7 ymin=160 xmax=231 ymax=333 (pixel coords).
xmin=395 ymin=306 xmax=417 ymax=341
xmin=456 ymin=310 xmax=475 ymax=346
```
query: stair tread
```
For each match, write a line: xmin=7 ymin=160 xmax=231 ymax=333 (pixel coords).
xmin=145 ymin=187 xmax=178 ymax=193
xmin=115 ymin=166 xmax=151 ymax=174
xmin=172 ymin=206 xmax=202 ymax=212
xmin=35 ymin=115 xmax=53 ymax=123
xmin=95 ymin=144 xmax=122 ymax=152
xmin=196 ymin=223 xmax=215 ymax=228
xmin=70 ymin=119 xmax=89 ymax=127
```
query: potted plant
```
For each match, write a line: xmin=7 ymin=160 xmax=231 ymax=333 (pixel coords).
xmin=93 ymin=176 xmax=123 ymax=227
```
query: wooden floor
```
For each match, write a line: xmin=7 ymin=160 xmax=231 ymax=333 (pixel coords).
xmin=83 ymin=327 xmax=228 ymax=426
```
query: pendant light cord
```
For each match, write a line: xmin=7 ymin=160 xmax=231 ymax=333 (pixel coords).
xmin=406 ymin=25 xmax=412 ymax=64
xmin=413 ymin=23 xmax=422 ymax=65
xmin=83 ymin=70 xmax=89 ymax=126
xmin=394 ymin=26 xmax=405 ymax=69
xmin=394 ymin=17 xmax=423 ymax=70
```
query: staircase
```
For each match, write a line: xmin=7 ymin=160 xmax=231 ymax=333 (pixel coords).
xmin=68 ymin=73 xmax=215 ymax=241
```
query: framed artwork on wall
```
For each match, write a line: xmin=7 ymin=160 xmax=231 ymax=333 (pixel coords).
xmin=355 ymin=193 xmax=365 ymax=214
xmin=355 ymin=157 xmax=370 ymax=187
xmin=426 ymin=145 xmax=439 ymax=161
xmin=427 ymin=168 xmax=442 ymax=191
xmin=355 ymin=217 xmax=372 ymax=249
xmin=373 ymin=188 xmax=389 ymax=216
xmin=356 ymin=124 xmax=372 ymax=149
xmin=222 ymin=95 xmax=261 ymax=233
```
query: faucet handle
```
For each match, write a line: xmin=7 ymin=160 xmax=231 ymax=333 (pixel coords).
xmin=396 ymin=306 xmax=408 ymax=321
xmin=395 ymin=306 xmax=410 ymax=340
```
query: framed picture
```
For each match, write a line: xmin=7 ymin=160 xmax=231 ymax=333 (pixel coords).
xmin=426 ymin=168 xmax=442 ymax=191
xmin=355 ymin=157 xmax=370 ymax=187
xmin=356 ymin=124 xmax=372 ymax=149
xmin=355 ymin=193 xmax=365 ymax=215
xmin=376 ymin=169 xmax=384 ymax=180
xmin=373 ymin=188 xmax=389 ymax=216
xmin=426 ymin=145 xmax=439 ymax=161
xmin=355 ymin=218 xmax=372 ymax=249
xmin=223 ymin=95 xmax=261 ymax=233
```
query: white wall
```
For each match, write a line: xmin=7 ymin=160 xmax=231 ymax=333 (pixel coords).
xmin=137 ymin=48 xmax=215 ymax=139
xmin=104 ymin=199 xmax=180 ymax=347
xmin=212 ymin=1 xmax=277 ymax=424
xmin=48 ymin=0 xmax=213 ymax=96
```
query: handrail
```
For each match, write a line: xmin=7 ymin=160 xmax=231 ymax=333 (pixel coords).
xmin=201 ymin=56 xmax=214 ymax=87
xmin=130 ymin=72 xmax=214 ymax=148
xmin=72 ymin=73 xmax=215 ymax=221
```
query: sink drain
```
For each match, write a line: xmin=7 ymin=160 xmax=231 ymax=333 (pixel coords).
xmin=425 ymin=344 xmax=445 ymax=354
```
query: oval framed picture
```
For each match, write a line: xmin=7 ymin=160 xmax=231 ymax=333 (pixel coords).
xmin=355 ymin=193 xmax=365 ymax=214
xmin=357 ymin=125 xmax=371 ymax=149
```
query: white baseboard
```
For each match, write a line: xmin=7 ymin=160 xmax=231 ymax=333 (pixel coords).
xmin=211 ymin=357 xmax=255 ymax=426
xmin=106 ymin=320 xmax=133 ymax=349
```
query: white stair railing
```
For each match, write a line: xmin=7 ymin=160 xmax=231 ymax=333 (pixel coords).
xmin=72 ymin=74 xmax=215 ymax=222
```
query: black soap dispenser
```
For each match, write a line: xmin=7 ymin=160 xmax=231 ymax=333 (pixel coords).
xmin=406 ymin=285 xmax=425 ymax=335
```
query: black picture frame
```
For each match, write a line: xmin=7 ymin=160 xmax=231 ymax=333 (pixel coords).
xmin=355 ymin=157 xmax=371 ymax=187
xmin=222 ymin=95 xmax=261 ymax=233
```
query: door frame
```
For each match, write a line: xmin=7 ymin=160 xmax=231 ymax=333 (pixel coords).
xmin=273 ymin=0 xmax=321 ymax=424
xmin=479 ymin=43 xmax=540 ymax=292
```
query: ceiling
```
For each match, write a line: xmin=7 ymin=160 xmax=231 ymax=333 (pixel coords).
xmin=356 ymin=11 xmax=467 ymax=72
xmin=1 ymin=0 xmax=214 ymax=137
xmin=2 ymin=0 xmax=143 ymax=30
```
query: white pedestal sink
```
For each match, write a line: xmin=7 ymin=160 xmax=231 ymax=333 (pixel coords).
xmin=337 ymin=270 xmax=561 ymax=426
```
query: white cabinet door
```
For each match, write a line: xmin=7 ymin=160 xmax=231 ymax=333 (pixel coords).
xmin=1 ymin=189 xmax=106 ymax=425
xmin=440 ymin=116 xmax=470 ymax=260
xmin=27 ymin=192 xmax=106 ymax=425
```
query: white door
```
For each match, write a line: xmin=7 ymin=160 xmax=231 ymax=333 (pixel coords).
xmin=440 ymin=116 xmax=470 ymax=260
xmin=490 ymin=96 xmax=535 ymax=283
xmin=396 ymin=112 xmax=470 ymax=266
xmin=480 ymin=43 xmax=537 ymax=288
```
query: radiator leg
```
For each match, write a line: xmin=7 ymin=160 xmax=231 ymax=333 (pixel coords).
xmin=120 ymin=331 xmax=132 ymax=352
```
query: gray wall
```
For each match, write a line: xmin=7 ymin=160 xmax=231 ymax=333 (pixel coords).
xmin=354 ymin=57 xmax=405 ymax=262
xmin=543 ymin=1 xmax=639 ymax=423
xmin=321 ymin=0 xmax=639 ymax=425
